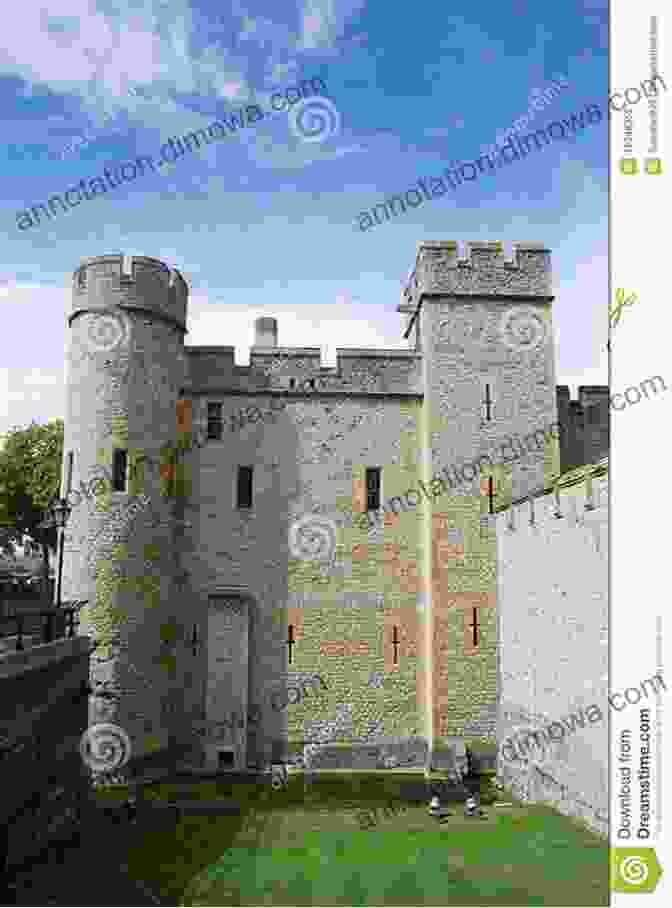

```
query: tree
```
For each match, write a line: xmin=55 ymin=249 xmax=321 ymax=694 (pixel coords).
xmin=0 ymin=420 xmax=64 ymax=585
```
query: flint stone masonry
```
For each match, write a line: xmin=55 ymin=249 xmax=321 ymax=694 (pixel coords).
xmin=59 ymin=244 xmax=607 ymax=778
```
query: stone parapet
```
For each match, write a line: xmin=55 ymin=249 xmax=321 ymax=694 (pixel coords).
xmin=403 ymin=241 xmax=553 ymax=311
xmin=70 ymin=255 xmax=188 ymax=333
xmin=189 ymin=347 xmax=423 ymax=395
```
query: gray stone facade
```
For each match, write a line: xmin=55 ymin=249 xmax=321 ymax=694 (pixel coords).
xmin=60 ymin=242 xmax=607 ymax=776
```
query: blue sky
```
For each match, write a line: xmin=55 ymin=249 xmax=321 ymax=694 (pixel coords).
xmin=0 ymin=0 xmax=608 ymax=439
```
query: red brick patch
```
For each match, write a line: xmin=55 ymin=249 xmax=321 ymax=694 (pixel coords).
xmin=319 ymin=639 xmax=370 ymax=659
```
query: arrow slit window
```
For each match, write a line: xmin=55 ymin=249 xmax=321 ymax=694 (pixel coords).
xmin=366 ymin=468 xmax=381 ymax=511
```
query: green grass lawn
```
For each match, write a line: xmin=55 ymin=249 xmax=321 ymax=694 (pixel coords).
xmin=101 ymin=776 xmax=609 ymax=907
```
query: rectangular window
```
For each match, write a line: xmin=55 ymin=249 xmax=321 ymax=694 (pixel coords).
xmin=65 ymin=452 xmax=74 ymax=496
xmin=366 ymin=468 xmax=381 ymax=511
xmin=111 ymin=449 xmax=128 ymax=492
xmin=207 ymin=402 xmax=223 ymax=440
xmin=217 ymin=750 xmax=235 ymax=768
xmin=482 ymin=383 xmax=493 ymax=422
xmin=237 ymin=466 xmax=253 ymax=509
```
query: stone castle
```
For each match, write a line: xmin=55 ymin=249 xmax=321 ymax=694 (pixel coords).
xmin=60 ymin=241 xmax=609 ymax=775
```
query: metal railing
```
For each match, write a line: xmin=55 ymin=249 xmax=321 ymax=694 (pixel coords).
xmin=0 ymin=601 xmax=87 ymax=652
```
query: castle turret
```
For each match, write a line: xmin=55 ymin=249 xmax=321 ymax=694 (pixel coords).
xmin=61 ymin=254 xmax=193 ymax=772
xmin=404 ymin=240 xmax=559 ymax=761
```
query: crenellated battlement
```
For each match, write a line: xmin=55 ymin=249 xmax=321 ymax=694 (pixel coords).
xmin=188 ymin=345 xmax=423 ymax=395
xmin=70 ymin=254 xmax=188 ymax=333
xmin=402 ymin=240 xmax=553 ymax=309
xmin=495 ymin=459 xmax=608 ymax=536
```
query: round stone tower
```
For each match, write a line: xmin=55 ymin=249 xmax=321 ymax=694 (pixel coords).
xmin=61 ymin=254 xmax=193 ymax=772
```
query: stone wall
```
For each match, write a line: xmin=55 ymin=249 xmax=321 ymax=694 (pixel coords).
xmin=495 ymin=468 xmax=609 ymax=836
xmin=1 ymin=637 xmax=93 ymax=873
xmin=182 ymin=392 xmax=428 ymax=768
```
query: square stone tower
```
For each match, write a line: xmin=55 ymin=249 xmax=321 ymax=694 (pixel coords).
xmin=403 ymin=240 xmax=559 ymax=754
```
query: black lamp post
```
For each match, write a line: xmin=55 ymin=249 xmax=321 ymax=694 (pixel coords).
xmin=47 ymin=496 xmax=72 ymax=608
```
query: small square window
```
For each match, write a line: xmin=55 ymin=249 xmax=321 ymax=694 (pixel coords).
xmin=366 ymin=468 xmax=381 ymax=511
xmin=112 ymin=449 xmax=128 ymax=492
xmin=208 ymin=402 xmax=223 ymax=440
xmin=237 ymin=466 xmax=253 ymax=509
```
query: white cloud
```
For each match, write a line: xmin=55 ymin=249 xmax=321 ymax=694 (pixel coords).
xmin=0 ymin=0 xmax=257 ymax=137
xmin=0 ymin=1 xmax=165 ymax=100
xmin=0 ymin=1 xmax=370 ymax=169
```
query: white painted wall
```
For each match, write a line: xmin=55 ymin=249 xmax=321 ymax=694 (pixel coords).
xmin=496 ymin=473 xmax=609 ymax=836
